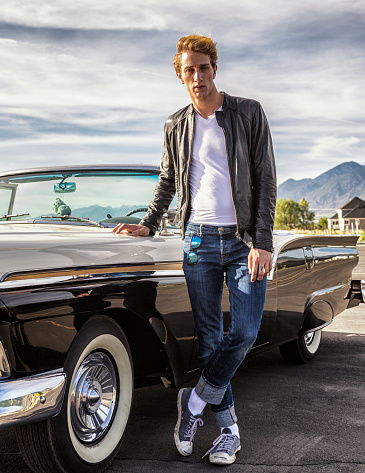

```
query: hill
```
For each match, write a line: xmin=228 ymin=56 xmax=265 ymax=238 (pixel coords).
xmin=278 ymin=161 xmax=365 ymax=209
xmin=72 ymin=204 xmax=147 ymax=222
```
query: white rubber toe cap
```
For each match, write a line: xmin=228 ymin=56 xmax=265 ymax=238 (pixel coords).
xmin=209 ymin=445 xmax=241 ymax=465
xmin=174 ymin=433 xmax=193 ymax=456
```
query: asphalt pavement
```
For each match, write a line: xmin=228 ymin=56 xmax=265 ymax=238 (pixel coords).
xmin=1 ymin=246 xmax=364 ymax=473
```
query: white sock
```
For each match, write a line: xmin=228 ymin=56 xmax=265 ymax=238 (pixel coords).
xmin=188 ymin=389 xmax=207 ymax=416
xmin=222 ymin=423 xmax=240 ymax=438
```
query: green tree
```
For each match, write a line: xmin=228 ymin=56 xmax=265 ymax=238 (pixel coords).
xmin=298 ymin=198 xmax=315 ymax=228
xmin=274 ymin=198 xmax=300 ymax=229
xmin=317 ymin=217 xmax=328 ymax=230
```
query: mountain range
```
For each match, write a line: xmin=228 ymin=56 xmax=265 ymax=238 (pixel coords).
xmin=278 ymin=161 xmax=365 ymax=210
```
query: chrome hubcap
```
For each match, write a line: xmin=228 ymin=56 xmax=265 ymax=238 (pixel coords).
xmin=70 ymin=352 xmax=117 ymax=443
xmin=304 ymin=332 xmax=315 ymax=346
xmin=303 ymin=329 xmax=322 ymax=355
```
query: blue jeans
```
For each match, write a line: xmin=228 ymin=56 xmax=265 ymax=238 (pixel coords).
xmin=183 ymin=223 xmax=267 ymax=427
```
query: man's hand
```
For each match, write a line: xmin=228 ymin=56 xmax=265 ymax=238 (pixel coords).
xmin=112 ymin=223 xmax=150 ymax=236
xmin=248 ymin=248 xmax=272 ymax=282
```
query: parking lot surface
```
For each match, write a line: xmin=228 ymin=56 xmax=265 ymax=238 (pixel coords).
xmin=1 ymin=246 xmax=364 ymax=473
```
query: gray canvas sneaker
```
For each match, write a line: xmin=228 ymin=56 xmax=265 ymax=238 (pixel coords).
xmin=204 ymin=427 xmax=241 ymax=465
xmin=174 ymin=388 xmax=204 ymax=456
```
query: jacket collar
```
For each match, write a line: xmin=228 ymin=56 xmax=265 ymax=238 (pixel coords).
xmin=187 ymin=91 xmax=229 ymax=117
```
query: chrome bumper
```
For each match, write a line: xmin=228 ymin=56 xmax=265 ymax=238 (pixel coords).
xmin=347 ymin=279 xmax=365 ymax=307
xmin=0 ymin=370 xmax=66 ymax=428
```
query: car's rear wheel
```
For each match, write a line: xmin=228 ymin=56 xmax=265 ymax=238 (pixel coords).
xmin=279 ymin=329 xmax=322 ymax=364
xmin=16 ymin=316 xmax=133 ymax=473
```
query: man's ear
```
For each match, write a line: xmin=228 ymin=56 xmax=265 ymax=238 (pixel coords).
xmin=176 ymin=71 xmax=184 ymax=84
xmin=213 ymin=65 xmax=217 ymax=80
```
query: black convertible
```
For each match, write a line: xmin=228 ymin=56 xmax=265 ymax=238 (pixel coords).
xmin=0 ymin=165 xmax=363 ymax=473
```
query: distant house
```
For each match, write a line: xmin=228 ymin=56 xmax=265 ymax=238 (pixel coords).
xmin=328 ymin=197 xmax=365 ymax=232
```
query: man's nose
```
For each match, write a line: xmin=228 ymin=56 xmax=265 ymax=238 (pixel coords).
xmin=194 ymin=69 xmax=202 ymax=81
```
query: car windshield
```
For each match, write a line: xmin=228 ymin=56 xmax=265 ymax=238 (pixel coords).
xmin=0 ymin=170 xmax=177 ymax=227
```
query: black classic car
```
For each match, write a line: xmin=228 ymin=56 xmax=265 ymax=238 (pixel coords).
xmin=0 ymin=165 xmax=363 ymax=473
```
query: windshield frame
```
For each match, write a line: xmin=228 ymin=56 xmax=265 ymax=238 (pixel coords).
xmin=0 ymin=183 xmax=17 ymax=217
xmin=0 ymin=165 xmax=179 ymax=228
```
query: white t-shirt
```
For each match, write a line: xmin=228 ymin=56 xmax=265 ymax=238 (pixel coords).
xmin=188 ymin=108 xmax=237 ymax=225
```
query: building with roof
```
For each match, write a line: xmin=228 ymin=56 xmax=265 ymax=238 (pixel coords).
xmin=328 ymin=197 xmax=365 ymax=232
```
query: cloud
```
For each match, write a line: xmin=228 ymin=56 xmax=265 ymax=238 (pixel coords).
xmin=0 ymin=1 xmax=172 ymax=30
xmin=303 ymin=135 xmax=363 ymax=161
xmin=0 ymin=0 xmax=364 ymax=186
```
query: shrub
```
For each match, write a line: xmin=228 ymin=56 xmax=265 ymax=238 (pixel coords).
xmin=358 ymin=232 xmax=365 ymax=242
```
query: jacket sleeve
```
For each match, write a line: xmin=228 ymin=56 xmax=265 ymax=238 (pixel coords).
xmin=251 ymin=103 xmax=277 ymax=252
xmin=139 ymin=121 xmax=176 ymax=234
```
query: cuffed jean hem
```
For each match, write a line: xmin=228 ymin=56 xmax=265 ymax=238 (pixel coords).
xmin=213 ymin=404 xmax=237 ymax=428
xmin=195 ymin=375 xmax=227 ymax=405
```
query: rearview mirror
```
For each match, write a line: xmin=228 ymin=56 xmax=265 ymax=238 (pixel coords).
xmin=54 ymin=182 xmax=76 ymax=193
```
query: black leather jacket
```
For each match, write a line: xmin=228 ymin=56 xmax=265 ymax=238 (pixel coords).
xmin=141 ymin=92 xmax=277 ymax=252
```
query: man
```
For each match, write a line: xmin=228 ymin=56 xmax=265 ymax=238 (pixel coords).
xmin=113 ymin=34 xmax=276 ymax=465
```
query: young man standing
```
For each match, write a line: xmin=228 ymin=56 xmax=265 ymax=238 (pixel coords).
xmin=113 ymin=34 xmax=276 ymax=465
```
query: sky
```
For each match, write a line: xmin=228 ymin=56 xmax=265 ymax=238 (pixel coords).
xmin=0 ymin=0 xmax=364 ymax=184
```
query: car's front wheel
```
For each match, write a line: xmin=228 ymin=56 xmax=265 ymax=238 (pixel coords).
xmin=16 ymin=316 xmax=133 ymax=473
xmin=279 ymin=329 xmax=322 ymax=364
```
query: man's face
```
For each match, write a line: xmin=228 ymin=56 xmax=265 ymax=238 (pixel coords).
xmin=177 ymin=51 xmax=217 ymax=101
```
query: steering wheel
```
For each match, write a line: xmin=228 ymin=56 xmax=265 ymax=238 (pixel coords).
xmin=125 ymin=207 xmax=149 ymax=216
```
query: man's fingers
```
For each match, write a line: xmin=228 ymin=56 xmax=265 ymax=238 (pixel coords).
xmin=113 ymin=223 xmax=150 ymax=236
xmin=248 ymin=248 xmax=273 ymax=282
xmin=112 ymin=223 xmax=126 ymax=233
xmin=256 ymin=264 xmax=266 ymax=281
xmin=250 ymin=261 xmax=259 ymax=282
xmin=113 ymin=223 xmax=135 ymax=234
xmin=112 ymin=223 xmax=136 ymax=234
xmin=131 ymin=228 xmax=146 ymax=236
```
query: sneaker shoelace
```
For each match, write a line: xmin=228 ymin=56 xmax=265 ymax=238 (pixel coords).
xmin=184 ymin=415 xmax=204 ymax=442
xmin=202 ymin=433 xmax=236 ymax=458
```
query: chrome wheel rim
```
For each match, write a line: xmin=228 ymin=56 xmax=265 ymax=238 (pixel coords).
xmin=303 ymin=330 xmax=321 ymax=354
xmin=304 ymin=332 xmax=315 ymax=346
xmin=70 ymin=352 xmax=117 ymax=443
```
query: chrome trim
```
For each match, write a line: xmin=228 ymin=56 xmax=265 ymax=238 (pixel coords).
xmin=0 ymin=268 xmax=185 ymax=291
xmin=302 ymin=320 xmax=332 ymax=336
xmin=0 ymin=342 xmax=10 ymax=379
xmin=0 ymin=164 xmax=160 ymax=180
xmin=1 ymin=262 xmax=183 ymax=283
xmin=305 ymin=284 xmax=347 ymax=308
xmin=0 ymin=371 xmax=66 ymax=428
xmin=361 ymin=280 xmax=365 ymax=303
